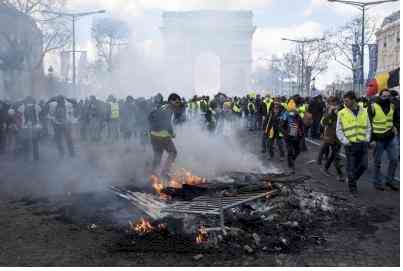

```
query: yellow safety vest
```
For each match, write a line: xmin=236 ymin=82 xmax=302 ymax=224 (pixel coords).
xmin=338 ymin=107 xmax=369 ymax=143
xmin=200 ymin=100 xmax=208 ymax=112
xmin=297 ymin=104 xmax=306 ymax=119
xmin=232 ymin=102 xmax=241 ymax=113
xmin=264 ymin=99 xmax=272 ymax=114
xmin=372 ymin=103 xmax=394 ymax=134
xmin=110 ymin=102 xmax=119 ymax=119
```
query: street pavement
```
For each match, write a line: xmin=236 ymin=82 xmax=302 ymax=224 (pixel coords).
xmin=244 ymin=131 xmax=400 ymax=267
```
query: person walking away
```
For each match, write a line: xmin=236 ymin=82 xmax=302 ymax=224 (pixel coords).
xmin=15 ymin=96 xmax=42 ymax=161
xmin=320 ymin=96 xmax=344 ymax=182
xmin=47 ymin=95 xmax=76 ymax=158
xmin=308 ymin=94 xmax=325 ymax=139
xmin=107 ymin=95 xmax=120 ymax=142
xmin=297 ymin=96 xmax=311 ymax=152
xmin=264 ymin=101 xmax=285 ymax=161
xmin=368 ymin=89 xmax=399 ymax=191
xmin=78 ymin=99 xmax=90 ymax=142
xmin=148 ymin=93 xmax=182 ymax=179
xmin=280 ymin=98 xmax=304 ymax=174
xmin=247 ymin=97 xmax=257 ymax=131
xmin=336 ymin=91 xmax=371 ymax=195
xmin=255 ymin=95 xmax=264 ymax=131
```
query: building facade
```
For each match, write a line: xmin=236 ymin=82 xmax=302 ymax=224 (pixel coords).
xmin=376 ymin=11 xmax=400 ymax=74
xmin=0 ymin=3 xmax=44 ymax=100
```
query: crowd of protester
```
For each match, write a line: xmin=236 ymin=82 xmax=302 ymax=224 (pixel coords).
xmin=0 ymin=88 xmax=399 ymax=195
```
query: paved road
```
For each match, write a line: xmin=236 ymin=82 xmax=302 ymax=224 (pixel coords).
xmin=244 ymin=132 xmax=400 ymax=267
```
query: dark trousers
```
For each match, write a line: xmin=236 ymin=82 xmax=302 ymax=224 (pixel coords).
xmin=310 ymin=119 xmax=321 ymax=139
xmin=324 ymin=143 xmax=344 ymax=178
xmin=285 ymin=137 xmax=301 ymax=169
xmin=80 ymin=120 xmax=88 ymax=142
xmin=317 ymin=142 xmax=330 ymax=164
xmin=18 ymin=128 xmax=40 ymax=161
xmin=0 ymin=125 xmax=5 ymax=153
xmin=255 ymin=114 xmax=263 ymax=130
xmin=150 ymin=135 xmax=177 ymax=176
xmin=54 ymin=123 xmax=75 ymax=158
xmin=345 ymin=142 xmax=368 ymax=186
xmin=268 ymin=137 xmax=285 ymax=158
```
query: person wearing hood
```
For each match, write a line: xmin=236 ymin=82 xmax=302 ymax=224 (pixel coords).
xmin=368 ymin=89 xmax=399 ymax=191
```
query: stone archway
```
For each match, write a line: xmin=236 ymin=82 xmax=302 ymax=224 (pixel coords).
xmin=160 ymin=11 xmax=256 ymax=96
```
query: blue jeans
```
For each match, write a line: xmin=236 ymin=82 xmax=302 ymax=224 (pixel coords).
xmin=373 ymin=137 xmax=399 ymax=186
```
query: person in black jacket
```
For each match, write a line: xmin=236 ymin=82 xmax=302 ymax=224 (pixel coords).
xmin=263 ymin=101 xmax=285 ymax=160
xmin=368 ymin=89 xmax=399 ymax=191
xmin=148 ymin=93 xmax=182 ymax=179
xmin=308 ymin=94 xmax=325 ymax=139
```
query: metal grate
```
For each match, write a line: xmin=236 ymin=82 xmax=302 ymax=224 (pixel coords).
xmin=161 ymin=190 xmax=276 ymax=216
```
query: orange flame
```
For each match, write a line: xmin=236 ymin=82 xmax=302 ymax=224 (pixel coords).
xmin=149 ymin=168 xmax=206 ymax=196
xmin=130 ymin=218 xmax=154 ymax=234
xmin=196 ymin=225 xmax=209 ymax=244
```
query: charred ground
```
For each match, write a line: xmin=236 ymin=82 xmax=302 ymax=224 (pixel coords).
xmin=0 ymin=132 xmax=399 ymax=266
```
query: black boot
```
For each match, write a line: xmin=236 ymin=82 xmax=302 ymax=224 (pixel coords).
xmin=348 ymin=179 xmax=358 ymax=195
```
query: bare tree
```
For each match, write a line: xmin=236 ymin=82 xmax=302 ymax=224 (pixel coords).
xmin=327 ymin=14 xmax=378 ymax=73
xmin=2 ymin=0 xmax=71 ymax=69
xmin=91 ymin=17 xmax=129 ymax=72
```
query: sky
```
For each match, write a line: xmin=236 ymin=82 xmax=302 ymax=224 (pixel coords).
xmin=54 ymin=0 xmax=401 ymax=90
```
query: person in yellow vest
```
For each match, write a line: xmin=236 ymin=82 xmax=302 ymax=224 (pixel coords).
xmin=262 ymin=101 xmax=285 ymax=161
xmin=247 ymin=97 xmax=257 ymax=131
xmin=368 ymin=89 xmax=399 ymax=191
xmin=336 ymin=91 xmax=371 ymax=195
xmin=199 ymin=97 xmax=209 ymax=114
xmin=107 ymin=94 xmax=120 ymax=141
xmin=231 ymin=97 xmax=241 ymax=116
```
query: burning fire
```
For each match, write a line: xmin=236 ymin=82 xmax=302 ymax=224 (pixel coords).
xmin=149 ymin=168 xmax=207 ymax=196
xmin=129 ymin=218 xmax=154 ymax=234
xmin=196 ymin=225 xmax=209 ymax=244
xmin=150 ymin=175 xmax=164 ymax=193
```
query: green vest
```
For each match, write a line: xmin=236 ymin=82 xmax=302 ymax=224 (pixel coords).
xmin=110 ymin=102 xmax=119 ymax=119
xmin=232 ymin=102 xmax=241 ymax=113
xmin=263 ymin=99 xmax=272 ymax=115
xmin=372 ymin=103 xmax=394 ymax=134
xmin=338 ymin=107 xmax=369 ymax=143
xmin=297 ymin=104 xmax=306 ymax=119
xmin=200 ymin=100 xmax=208 ymax=112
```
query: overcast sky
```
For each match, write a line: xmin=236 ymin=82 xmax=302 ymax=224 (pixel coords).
xmin=57 ymin=0 xmax=400 ymax=89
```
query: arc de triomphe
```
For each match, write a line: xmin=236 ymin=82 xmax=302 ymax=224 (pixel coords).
xmin=160 ymin=11 xmax=256 ymax=96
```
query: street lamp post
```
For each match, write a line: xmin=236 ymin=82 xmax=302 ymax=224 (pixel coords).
xmin=328 ymin=0 xmax=399 ymax=95
xmin=41 ymin=9 xmax=106 ymax=96
xmin=282 ymin=37 xmax=325 ymax=96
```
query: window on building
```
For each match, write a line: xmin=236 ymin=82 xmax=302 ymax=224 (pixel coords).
xmin=397 ymin=31 xmax=400 ymax=44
